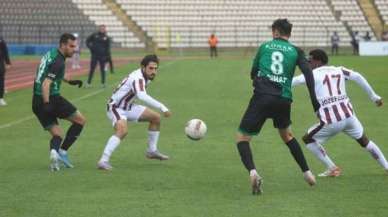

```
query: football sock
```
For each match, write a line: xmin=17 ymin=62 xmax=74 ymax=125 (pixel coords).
xmin=286 ymin=138 xmax=309 ymax=172
xmin=61 ymin=123 xmax=83 ymax=150
xmin=147 ymin=131 xmax=160 ymax=152
xmin=306 ymin=142 xmax=336 ymax=169
xmin=101 ymin=135 xmax=121 ymax=162
xmin=50 ymin=136 xmax=62 ymax=152
xmin=237 ymin=141 xmax=256 ymax=172
xmin=365 ymin=141 xmax=388 ymax=170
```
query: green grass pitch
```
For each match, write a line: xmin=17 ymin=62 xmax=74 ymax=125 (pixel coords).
xmin=0 ymin=55 xmax=387 ymax=217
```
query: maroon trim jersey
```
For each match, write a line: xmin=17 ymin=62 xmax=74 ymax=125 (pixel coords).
xmin=292 ymin=66 xmax=381 ymax=124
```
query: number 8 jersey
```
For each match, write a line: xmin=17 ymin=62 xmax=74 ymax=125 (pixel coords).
xmin=292 ymin=66 xmax=381 ymax=124
xmin=251 ymin=38 xmax=309 ymax=101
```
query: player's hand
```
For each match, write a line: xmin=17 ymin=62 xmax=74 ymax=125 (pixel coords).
xmin=163 ymin=111 xmax=172 ymax=118
xmin=375 ymin=99 xmax=383 ymax=107
xmin=5 ymin=64 xmax=11 ymax=70
xmin=43 ymin=102 xmax=55 ymax=114
xmin=68 ymin=80 xmax=83 ymax=88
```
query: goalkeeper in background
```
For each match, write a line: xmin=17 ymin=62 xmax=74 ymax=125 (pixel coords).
xmin=32 ymin=33 xmax=86 ymax=171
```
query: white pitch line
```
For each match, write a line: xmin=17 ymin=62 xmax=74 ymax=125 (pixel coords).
xmin=0 ymin=60 xmax=177 ymax=129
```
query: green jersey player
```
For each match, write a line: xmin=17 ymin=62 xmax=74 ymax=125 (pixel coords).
xmin=32 ymin=33 xmax=85 ymax=171
xmin=236 ymin=19 xmax=320 ymax=194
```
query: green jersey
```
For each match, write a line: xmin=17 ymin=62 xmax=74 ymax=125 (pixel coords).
xmin=33 ymin=49 xmax=66 ymax=96
xmin=252 ymin=38 xmax=303 ymax=100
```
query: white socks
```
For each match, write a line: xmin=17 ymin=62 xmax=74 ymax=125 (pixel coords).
xmin=306 ymin=142 xmax=336 ymax=169
xmin=365 ymin=141 xmax=388 ymax=170
xmin=147 ymin=131 xmax=160 ymax=153
xmin=100 ymin=135 xmax=121 ymax=162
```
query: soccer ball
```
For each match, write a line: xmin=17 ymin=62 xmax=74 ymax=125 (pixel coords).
xmin=185 ymin=119 xmax=207 ymax=140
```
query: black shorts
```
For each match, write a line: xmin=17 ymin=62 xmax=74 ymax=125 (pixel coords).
xmin=238 ymin=93 xmax=292 ymax=135
xmin=32 ymin=95 xmax=77 ymax=130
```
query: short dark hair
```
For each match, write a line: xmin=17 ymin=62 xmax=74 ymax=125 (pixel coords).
xmin=59 ymin=33 xmax=76 ymax=45
xmin=309 ymin=49 xmax=328 ymax=64
xmin=141 ymin=54 xmax=159 ymax=67
xmin=272 ymin=19 xmax=293 ymax=36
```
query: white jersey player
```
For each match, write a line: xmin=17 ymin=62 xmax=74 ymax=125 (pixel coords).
xmin=97 ymin=55 xmax=171 ymax=170
xmin=292 ymin=49 xmax=387 ymax=177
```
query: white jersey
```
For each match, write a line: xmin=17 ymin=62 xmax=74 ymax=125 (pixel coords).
xmin=108 ymin=68 xmax=168 ymax=112
xmin=292 ymin=66 xmax=381 ymax=124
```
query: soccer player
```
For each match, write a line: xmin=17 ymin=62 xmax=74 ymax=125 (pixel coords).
xmin=97 ymin=54 xmax=171 ymax=170
xmin=236 ymin=19 xmax=320 ymax=195
xmin=292 ymin=49 xmax=388 ymax=177
xmin=32 ymin=33 xmax=85 ymax=171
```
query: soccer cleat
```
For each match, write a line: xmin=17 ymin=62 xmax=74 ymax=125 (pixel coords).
xmin=49 ymin=149 xmax=60 ymax=172
xmin=0 ymin=99 xmax=7 ymax=106
xmin=58 ymin=150 xmax=74 ymax=168
xmin=97 ymin=161 xmax=113 ymax=171
xmin=146 ymin=150 xmax=169 ymax=160
xmin=303 ymin=170 xmax=316 ymax=186
xmin=250 ymin=174 xmax=263 ymax=195
xmin=318 ymin=166 xmax=341 ymax=177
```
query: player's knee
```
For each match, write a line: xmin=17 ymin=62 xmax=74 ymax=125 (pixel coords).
xmin=151 ymin=113 xmax=161 ymax=125
xmin=78 ymin=115 xmax=87 ymax=126
xmin=236 ymin=132 xmax=251 ymax=143
xmin=302 ymin=134 xmax=312 ymax=144
xmin=115 ymin=121 xmax=128 ymax=139
xmin=116 ymin=127 xmax=128 ymax=139
xmin=356 ymin=135 xmax=369 ymax=147
xmin=279 ymin=131 xmax=293 ymax=143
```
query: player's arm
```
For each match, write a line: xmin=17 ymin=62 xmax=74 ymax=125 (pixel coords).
xmin=342 ymin=68 xmax=383 ymax=106
xmin=296 ymin=47 xmax=320 ymax=111
xmin=134 ymin=79 xmax=170 ymax=116
xmin=291 ymin=74 xmax=306 ymax=87
xmin=42 ymin=78 xmax=52 ymax=104
xmin=250 ymin=47 xmax=261 ymax=80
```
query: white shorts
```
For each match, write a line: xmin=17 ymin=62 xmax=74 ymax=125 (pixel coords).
xmin=107 ymin=104 xmax=146 ymax=126
xmin=306 ymin=115 xmax=364 ymax=145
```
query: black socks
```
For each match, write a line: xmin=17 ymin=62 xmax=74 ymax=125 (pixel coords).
xmin=61 ymin=123 xmax=84 ymax=150
xmin=286 ymin=138 xmax=309 ymax=172
xmin=237 ymin=141 xmax=256 ymax=171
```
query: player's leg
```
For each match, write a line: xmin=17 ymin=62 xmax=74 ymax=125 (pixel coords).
xmin=47 ymin=125 xmax=64 ymax=171
xmin=98 ymin=105 xmax=128 ymax=170
xmin=98 ymin=57 xmax=106 ymax=87
xmin=237 ymin=94 xmax=267 ymax=194
xmin=108 ymin=56 xmax=114 ymax=74
xmin=87 ymin=55 xmax=97 ymax=86
xmin=273 ymin=100 xmax=315 ymax=186
xmin=51 ymin=96 xmax=85 ymax=168
xmin=32 ymin=95 xmax=62 ymax=171
xmin=302 ymin=123 xmax=341 ymax=177
xmin=138 ymin=106 xmax=169 ymax=160
xmin=0 ymin=66 xmax=6 ymax=106
xmin=345 ymin=116 xmax=388 ymax=171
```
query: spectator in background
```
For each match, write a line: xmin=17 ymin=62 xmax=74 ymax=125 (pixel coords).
xmin=208 ymin=33 xmax=218 ymax=58
xmin=71 ymin=33 xmax=81 ymax=69
xmin=382 ymin=31 xmax=388 ymax=41
xmin=0 ymin=36 xmax=11 ymax=106
xmin=86 ymin=25 xmax=110 ymax=88
xmin=331 ymin=31 xmax=340 ymax=55
xmin=351 ymin=31 xmax=360 ymax=55
xmin=364 ymin=31 xmax=371 ymax=41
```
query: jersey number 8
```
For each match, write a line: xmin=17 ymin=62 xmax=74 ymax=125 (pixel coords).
xmin=271 ymin=51 xmax=284 ymax=75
